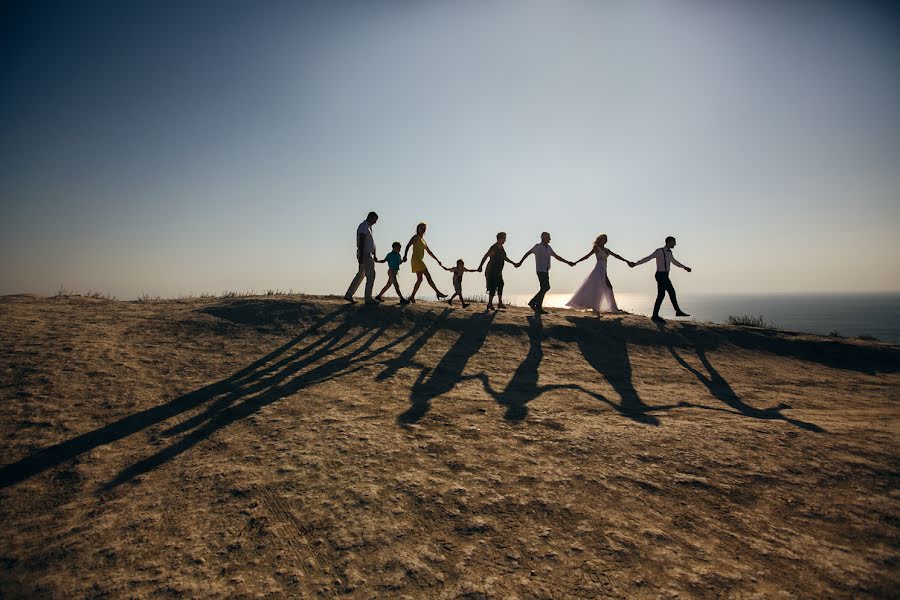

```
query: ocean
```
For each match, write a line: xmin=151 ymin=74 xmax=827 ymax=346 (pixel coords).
xmin=499 ymin=292 xmax=900 ymax=344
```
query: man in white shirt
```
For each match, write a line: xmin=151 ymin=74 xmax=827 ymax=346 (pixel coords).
xmin=630 ymin=236 xmax=691 ymax=323
xmin=344 ymin=211 xmax=379 ymax=304
xmin=515 ymin=232 xmax=574 ymax=314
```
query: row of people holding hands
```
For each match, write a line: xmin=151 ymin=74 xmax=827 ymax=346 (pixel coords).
xmin=346 ymin=212 xmax=692 ymax=322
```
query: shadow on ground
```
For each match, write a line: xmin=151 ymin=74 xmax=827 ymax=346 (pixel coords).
xmin=4 ymin=299 xmax=881 ymax=490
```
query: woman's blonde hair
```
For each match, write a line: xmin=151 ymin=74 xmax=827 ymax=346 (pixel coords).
xmin=593 ymin=233 xmax=608 ymax=247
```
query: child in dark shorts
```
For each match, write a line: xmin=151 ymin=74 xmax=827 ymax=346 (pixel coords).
xmin=375 ymin=242 xmax=409 ymax=304
xmin=443 ymin=259 xmax=478 ymax=307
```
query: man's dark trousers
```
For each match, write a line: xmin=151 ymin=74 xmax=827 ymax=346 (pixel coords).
xmin=530 ymin=272 xmax=551 ymax=309
xmin=653 ymin=271 xmax=682 ymax=317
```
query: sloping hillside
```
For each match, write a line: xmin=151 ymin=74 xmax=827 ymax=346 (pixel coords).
xmin=1 ymin=294 xmax=898 ymax=598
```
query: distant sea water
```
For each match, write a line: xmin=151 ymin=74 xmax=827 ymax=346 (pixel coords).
xmin=499 ymin=292 xmax=900 ymax=344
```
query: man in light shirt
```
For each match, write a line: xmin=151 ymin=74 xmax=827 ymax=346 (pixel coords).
xmin=630 ymin=235 xmax=692 ymax=323
xmin=344 ymin=211 xmax=379 ymax=304
xmin=515 ymin=232 xmax=575 ymax=314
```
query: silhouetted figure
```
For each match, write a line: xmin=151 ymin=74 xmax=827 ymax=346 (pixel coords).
xmin=400 ymin=312 xmax=495 ymax=423
xmin=668 ymin=324 xmax=824 ymax=432
xmin=443 ymin=259 xmax=478 ymax=307
xmin=477 ymin=232 xmax=516 ymax=311
xmin=344 ymin=211 xmax=379 ymax=304
xmin=375 ymin=242 xmax=409 ymax=304
xmin=495 ymin=314 xmax=545 ymax=420
xmin=479 ymin=315 xmax=587 ymax=421
xmin=631 ymin=235 xmax=692 ymax=323
xmin=515 ymin=232 xmax=575 ymax=314
xmin=376 ymin=308 xmax=451 ymax=382
xmin=567 ymin=234 xmax=631 ymax=316
xmin=404 ymin=222 xmax=447 ymax=303
xmin=567 ymin=317 xmax=661 ymax=425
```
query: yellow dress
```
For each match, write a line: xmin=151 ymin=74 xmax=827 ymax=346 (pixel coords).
xmin=411 ymin=237 xmax=428 ymax=273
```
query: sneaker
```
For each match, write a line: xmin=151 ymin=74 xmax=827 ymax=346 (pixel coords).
xmin=399 ymin=298 xmax=410 ymax=305
xmin=675 ymin=311 xmax=690 ymax=317
xmin=344 ymin=295 xmax=357 ymax=304
xmin=447 ymin=300 xmax=453 ymax=306
xmin=538 ymin=308 xmax=549 ymax=315
xmin=497 ymin=303 xmax=507 ymax=309
xmin=462 ymin=302 xmax=469 ymax=308
xmin=651 ymin=315 xmax=666 ymax=323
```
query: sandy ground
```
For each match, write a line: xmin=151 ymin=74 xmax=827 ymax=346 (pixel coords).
xmin=0 ymin=294 xmax=898 ymax=599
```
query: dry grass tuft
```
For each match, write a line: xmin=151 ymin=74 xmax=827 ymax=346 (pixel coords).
xmin=727 ymin=314 xmax=773 ymax=328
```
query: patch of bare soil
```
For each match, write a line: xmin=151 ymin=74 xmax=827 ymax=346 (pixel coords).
xmin=1 ymin=295 xmax=898 ymax=598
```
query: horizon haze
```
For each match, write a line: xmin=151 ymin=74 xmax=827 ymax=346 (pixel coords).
xmin=2 ymin=1 xmax=899 ymax=299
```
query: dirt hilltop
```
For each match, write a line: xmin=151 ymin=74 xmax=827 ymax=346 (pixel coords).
xmin=1 ymin=294 xmax=898 ymax=598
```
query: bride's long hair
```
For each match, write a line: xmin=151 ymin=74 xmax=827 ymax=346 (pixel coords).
xmin=593 ymin=234 xmax=608 ymax=248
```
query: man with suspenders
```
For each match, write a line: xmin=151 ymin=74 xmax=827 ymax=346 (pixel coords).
xmin=631 ymin=236 xmax=692 ymax=323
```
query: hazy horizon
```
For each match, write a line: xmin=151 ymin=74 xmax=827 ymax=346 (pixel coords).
xmin=2 ymin=1 xmax=899 ymax=300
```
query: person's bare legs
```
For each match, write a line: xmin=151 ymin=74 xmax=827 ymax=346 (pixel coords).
xmin=377 ymin=272 xmax=405 ymax=302
xmin=423 ymin=269 xmax=446 ymax=298
xmin=497 ymin=279 xmax=506 ymax=309
xmin=605 ymin=275 xmax=622 ymax=314
xmin=410 ymin=272 xmax=424 ymax=303
xmin=391 ymin=274 xmax=407 ymax=303
xmin=486 ymin=291 xmax=495 ymax=311
xmin=375 ymin=278 xmax=392 ymax=301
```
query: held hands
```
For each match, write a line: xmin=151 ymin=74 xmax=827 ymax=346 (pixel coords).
xmin=627 ymin=261 xmax=636 ymax=268
xmin=685 ymin=267 xmax=692 ymax=273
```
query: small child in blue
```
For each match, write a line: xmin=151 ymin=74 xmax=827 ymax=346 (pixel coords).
xmin=443 ymin=259 xmax=478 ymax=307
xmin=376 ymin=242 xmax=409 ymax=304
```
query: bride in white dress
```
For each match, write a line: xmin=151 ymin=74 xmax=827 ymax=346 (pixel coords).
xmin=566 ymin=234 xmax=631 ymax=315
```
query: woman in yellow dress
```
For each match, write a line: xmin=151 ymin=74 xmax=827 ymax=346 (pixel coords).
xmin=403 ymin=222 xmax=447 ymax=303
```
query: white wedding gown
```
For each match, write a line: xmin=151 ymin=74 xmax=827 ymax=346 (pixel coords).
xmin=566 ymin=248 xmax=619 ymax=313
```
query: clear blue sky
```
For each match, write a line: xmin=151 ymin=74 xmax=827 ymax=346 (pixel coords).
xmin=2 ymin=1 xmax=899 ymax=298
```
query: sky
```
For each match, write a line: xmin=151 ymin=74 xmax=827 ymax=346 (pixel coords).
xmin=1 ymin=1 xmax=899 ymax=299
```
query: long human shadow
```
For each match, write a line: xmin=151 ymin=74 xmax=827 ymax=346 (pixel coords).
xmin=398 ymin=312 xmax=496 ymax=424
xmin=562 ymin=317 xmax=686 ymax=425
xmin=105 ymin=308 xmax=464 ymax=488
xmin=163 ymin=307 xmax=443 ymax=443
xmin=103 ymin=313 xmax=419 ymax=489
xmin=0 ymin=304 xmax=442 ymax=490
xmin=159 ymin=315 xmax=371 ymax=439
xmin=157 ymin=305 xmax=435 ymax=439
xmin=0 ymin=305 xmax=355 ymax=489
xmin=668 ymin=324 xmax=824 ymax=432
xmin=480 ymin=315 xmax=587 ymax=422
xmin=376 ymin=308 xmax=451 ymax=382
